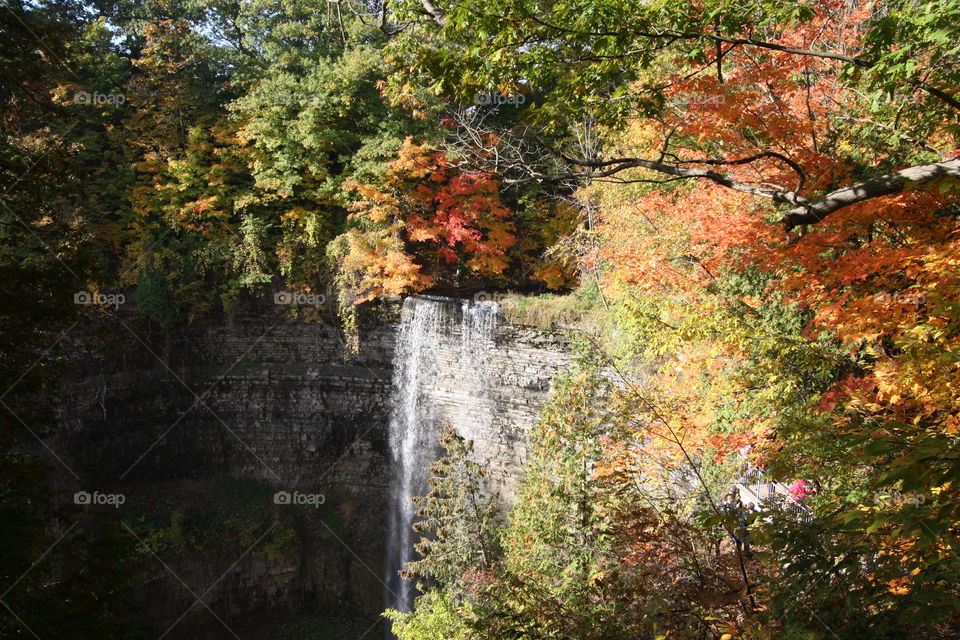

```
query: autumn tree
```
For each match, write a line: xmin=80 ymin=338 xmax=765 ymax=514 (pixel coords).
xmin=0 ymin=2 xmax=150 ymax=636
xmin=380 ymin=0 xmax=960 ymax=636
xmin=384 ymin=0 xmax=958 ymax=229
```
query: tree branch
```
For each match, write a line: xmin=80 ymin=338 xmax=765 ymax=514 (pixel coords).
xmin=781 ymin=157 xmax=960 ymax=230
xmin=668 ymin=32 xmax=960 ymax=112
xmin=567 ymin=154 xmax=960 ymax=231
xmin=554 ymin=153 xmax=802 ymax=205
xmin=446 ymin=108 xmax=958 ymax=232
xmin=418 ymin=0 xmax=445 ymax=25
xmin=446 ymin=5 xmax=960 ymax=113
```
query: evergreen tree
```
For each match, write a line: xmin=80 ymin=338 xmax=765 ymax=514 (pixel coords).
xmin=386 ymin=425 xmax=501 ymax=639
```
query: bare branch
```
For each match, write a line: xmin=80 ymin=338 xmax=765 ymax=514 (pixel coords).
xmin=444 ymin=104 xmax=958 ymax=233
xmin=781 ymin=157 xmax=960 ymax=230
xmin=447 ymin=4 xmax=960 ymax=113
xmin=418 ymin=0 xmax=445 ymax=25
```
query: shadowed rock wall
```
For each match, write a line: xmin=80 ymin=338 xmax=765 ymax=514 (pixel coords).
xmin=55 ymin=298 xmax=571 ymax=638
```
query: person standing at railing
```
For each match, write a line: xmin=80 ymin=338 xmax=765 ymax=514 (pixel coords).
xmin=722 ymin=487 xmax=752 ymax=555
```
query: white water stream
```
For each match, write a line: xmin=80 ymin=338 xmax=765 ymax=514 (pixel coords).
xmin=384 ymin=296 xmax=500 ymax=616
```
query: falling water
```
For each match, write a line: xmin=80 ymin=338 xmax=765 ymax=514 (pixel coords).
xmin=385 ymin=296 xmax=501 ymax=619
xmin=385 ymin=297 xmax=446 ymax=615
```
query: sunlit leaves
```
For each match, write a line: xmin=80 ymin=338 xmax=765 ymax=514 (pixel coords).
xmin=332 ymin=137 xmax=519 ymax=305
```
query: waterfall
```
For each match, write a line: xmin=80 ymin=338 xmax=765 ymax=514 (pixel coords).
xmin=384 ymin=297 xmax=446 ymax=615
xmin=385 ymin=296 xmax=501 ymax=617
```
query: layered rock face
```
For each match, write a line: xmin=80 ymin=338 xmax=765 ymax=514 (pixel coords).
xmin=58 ymin=307 xmax=396 ymax=637
xmin=62 ymin=309 xmax=394 ymax=485
xmin=388 ymin=298 xmax=572 ymax=503
xmin=384 ymin=297 xmax=574 ymax=612
xmin=56 ymin=298 xmax=571 ymax=637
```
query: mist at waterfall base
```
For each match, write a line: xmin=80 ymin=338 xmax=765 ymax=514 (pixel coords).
xmin=384 ymin=296 xmax=500 ymax=626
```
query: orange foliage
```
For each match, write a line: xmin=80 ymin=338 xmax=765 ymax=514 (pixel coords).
xmin=337 ymin=138 xmax=520 ymax=302
xmin=590 ymin=0 xmax=960 ymax=487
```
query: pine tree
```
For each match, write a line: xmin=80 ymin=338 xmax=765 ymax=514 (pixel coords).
xmin=386 ymin=426 xmax=501 ymax=639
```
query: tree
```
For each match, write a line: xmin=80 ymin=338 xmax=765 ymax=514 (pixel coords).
xmin=383 ymin=0 xmax=959 ymax=231
xmin=386 ymin=426 xmax=500 ymax=640
xmin=1 ymin=3 xmax=149 ymax=636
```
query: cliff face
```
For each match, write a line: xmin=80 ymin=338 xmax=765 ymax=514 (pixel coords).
xmin=389 ymin=300 xmax=572 ymax=503
xmin=56 ymin=299 xmax=571 ymax=636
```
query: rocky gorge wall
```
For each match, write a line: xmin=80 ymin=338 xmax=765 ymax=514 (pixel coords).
xmin=392 ymin=298 xmax=573 ymax=503
xmin=54 ymin=297 xmax=572 ymax=638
